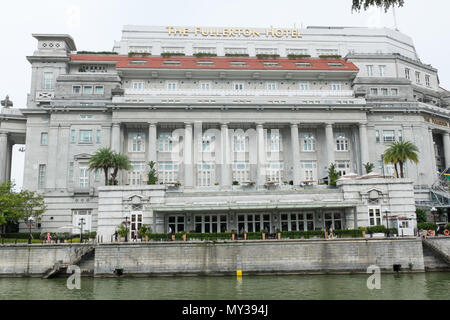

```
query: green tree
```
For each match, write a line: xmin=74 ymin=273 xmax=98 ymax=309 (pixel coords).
xmin=383 ymin=141 xmax=419 ymax=178
xmin=110 ymin=153 xmax=132 ymax=185
xmin=415 ymin=208 xmax=427 ymax=223
xmin=364 ymin=162 xmax=375 ymax=174
xmin=147 ymin=161 xmax=158 ymax=185
xmin=116 ymin=223 xmax=129 ymax=238
xmin=89 ymin=148 xmax=115 ymax=186
xmin=328 ymin=164 xmax=340 ymax=187
xmin=0 ymin=181 xmax=46 ymax=233
xmin=352 ymin=0 xmax=404 ymax=11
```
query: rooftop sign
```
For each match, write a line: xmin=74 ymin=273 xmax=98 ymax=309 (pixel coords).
xmin=166 ymin=26 xmax=302 ymax=38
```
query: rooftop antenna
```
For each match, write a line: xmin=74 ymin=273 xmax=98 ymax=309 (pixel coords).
xmin=392 ymin=7 xmax=399 ymax=30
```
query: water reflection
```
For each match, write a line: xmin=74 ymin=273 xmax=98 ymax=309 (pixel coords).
xmin=0 ymin=273 xmax=448 ymax=300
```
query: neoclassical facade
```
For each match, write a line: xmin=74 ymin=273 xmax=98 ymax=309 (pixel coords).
xmin=1 ymin=25 xmax=449 ymax=238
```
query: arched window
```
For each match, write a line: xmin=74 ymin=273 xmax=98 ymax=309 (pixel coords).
xmin=233 ymin=133 xmax=248 ymax=152
xmin=302 ymin=133 xmax=316 ymax=152
xmin=336 ymin=135 xmax=349 ymax=151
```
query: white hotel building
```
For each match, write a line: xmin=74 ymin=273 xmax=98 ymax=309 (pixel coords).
xmin=1 ymin=25 xmax=450 ymax=238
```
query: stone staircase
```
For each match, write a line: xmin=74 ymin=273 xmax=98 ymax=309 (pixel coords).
xmin=422 ymin=239 xmax=450 ymax=267
xmin=43 ymin=246 xmax=95 ymax=279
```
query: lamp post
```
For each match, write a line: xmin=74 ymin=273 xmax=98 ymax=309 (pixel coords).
xmin=384 ymin=209 xmax=390 ymax=238
xmin=123 ymin=216 xmax=130 ymax=242
xmin=27 ymin=217 xmax=35 ymax=244
xmin=79 ymin=218 xmax=86 ymax=243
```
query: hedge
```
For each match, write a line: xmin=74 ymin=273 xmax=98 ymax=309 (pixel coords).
xmin=225 ymin=53 xmax=249 ymax=57
xmin=187 ymin=233 xmax=232 ymax=241
xmin=246 ymin=232 xmax=263 ymax=240
xmin=281 ymin=230 xmax=325 ymax=239
xmin=333 ymin=229 xmax=364 ymax=238
xmin=146 ymin=233 xmax=171 ymax=241
xmin=1 ymin=233 xmax=42 ymax=239
xmin=366 ymin=225 xmax=387 ymax=234
xmin=128 ymin=52 xmax=151 ymax=57
xmin=256 ymin=54 xmax=280 ymax=59
xmin=287 ymin=54 xmax=311 ymax=59
xmin=418 ymin=222 xmax=438 ymax=231
xmin=193 ymin=53 xmax=217 ymax=58
xmin=161 ymin=52 xmax=185 ymax=57
xmin=77 ymin=51 xmax=118 ymax=55
xmin=319 ymin=54 xmax=342 ymax=59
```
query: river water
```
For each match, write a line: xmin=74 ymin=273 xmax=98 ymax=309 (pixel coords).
xmin=0 ymin=273 xmax=449 ymax=300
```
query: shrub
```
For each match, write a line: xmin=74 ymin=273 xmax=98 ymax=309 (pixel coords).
xmin=256 ymin=54 xmax=280 ymax=59
xmin=232 ymin=181 xmax=240 ymax=186
xmin=128 ymin=52 xmax=151 ymax=57
xmin=366 ymin=225 xmax=387 ymax=234
xmin=446 ymin=223 xmax=450 ymax=231
xmin=319 ymin=54 xmax=342 ymax=59
xmin=281 ymin=230 xmax=325 ymax=239
xmin=415 ymin=209 xmax=427 ymax=223
xmin=77 ymin=51 xmax=118 ymax=55
xmin=161 ymin=52 xmax=185 ymax=57
xmin=333 ymin=229 xmax=364 ymax=238
xmin=287 ymin=54 xmax=311 ymax=59
xmin=1 ymin=233 xmax=42 ymax=239
xmin=193 ymin=53 xmax=217 ymax=57
xmin=225 ymin=53 xmax=249 ymax=57
xmin=187 ymin=233 xmax=233 ymax=241
xmin=246 ymin=232 xmax=263 ymax=240
xmin=146 ymin=233 xmax=171 ymax=241
xmin=417 ymin=222 xmax=437 ymax=231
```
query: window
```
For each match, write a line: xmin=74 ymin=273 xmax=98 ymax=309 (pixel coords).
xmin=336 ymin=135 xmax=349 ymax=151
xmin=296 ymin=62 xmax=312 ymax=67
xmin=72 ymin=210 xmax=92 ymax=234
xmin=80 ymin=115 xmax=93 ymax=120
xmin=336 ymin=161 xmax=351 ymax=176
xmin=96 ymin=130 xmax=101 ymax=144
xmin=331 ymin=83 xmax=342 ymax=91
xmin=381 ymin=88 xmax=389 ymax=96
xmin=230 ymin=61 xmax=247 ymax=66
xmin=132 ymin=81 xmax=144 ymax=90
xmin=43 ymin=72 xmax=53 ymax=89
xmin=40 ymin=132 xmax=48 ymax=145
xmin=376 ymin=130 xmax=380 ymax=143
xmin=415 ymin=71 xmax=421 ymax=84
xmin=280 ymin=213 xmax=314 ymax=231
xmin=168 ymin=215 xmax=185 ymax=233
xmin=197 ymin=61 xmax=215 ymax=66
xmin=71 ymin=130 xmax=76 ymax=143
xmin=73 ymin=86 xmax=81 ymax=94
xmin=199 ymin=81 xmax=211 ymax=90
xmin=300 ymin=161 xmax=317 ymax=182
xmin=391 ymin=88 xmax=398 ymax=96
xmin=130 ymin=212 xmax=143 ymax=239
xmin=159 ymin=133 xmax=173 ymax=152
xmin=79 ymin=130 xmax=93 ymax=143
xmin=405 ymin=68 xmax=410 ymax=80
xmin=267 ymin=131 xmax=282 ymax=152
xmin=79 ymin=163 xmax=89 ymax=189
xmin=366 ymin=65 xmax=373 ymax=77
xmin=233 ymin=82 xmax=244 ymax=90
xmin=302 ymin=133 xmax=316 ymax=152
xmin=163 ymin=60 xmax=181 ymax=65
xmin=128 ymin=133 xmax=146 ymax=152
xmin=95 ymin=86 xmax=104 ymax=94
xmin=195 ymin=215 xmax=228 ymax=233
xmin=398 ymin=130 xmax=403 ymax=142
xmin=197 ymin=163 xmax=215 ymax=186
xmin=202 ymin=134 xmax=215 ymax=152
xmin=159 ymin=162 xmax=179 ymax=183
xmin=425 ymin=75 xmax=431 ymax=87
xmin=128 ymin=162 xmax=146 ymax=185
xmin=368 ymin=207 xmax=382 ymax=226
xmin=379 ymin=65 xmax=386 ymax=77
xmin=95 ymin=169 xmax=100 ymax=182
xmin=267 ymin=82 xmax=277 ymax=90
xmin=299 ymin=81 xmax=310 ymax=91
xmin=324 ymin=212 xmax=342 ymax=230
xmin=263 ymin=62 xmax=280 ymax=67
xmin=383 ymin=130 xmax=395 ymax=143
xmin=370 ymin=88 xmax=378 ymax=96
xmin=78 ymin=65 xmax=106 ymax=73
xmin=68 ymin=162 xmax=74 ymax=183
xmin=83 ymin=86 xmax=93 ymax=94
xmin=233 ymin=133 xmax=248 ymax=152
xmin=266 ymin=162 xmax=283 ymax=182
xmin=238 ymin=214 xmax=271 ymax=233
xmin=328 ymin=62 xmax=344 ymax=67
xmin=129 ymin=61 xmax=147 ymax=65
xmin=38 ymin=164 xmax=46 ymax=189
xmin=167 ymin=81 xmax=177 ymax=90
xmin=232 ymin=163 xmax=250 ymax=183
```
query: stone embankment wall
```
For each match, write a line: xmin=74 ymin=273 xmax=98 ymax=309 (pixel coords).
xmin=0 ymin=244 xmax=92 ymax=276
xmin=94 ymin=238 xmax=425 ymax=276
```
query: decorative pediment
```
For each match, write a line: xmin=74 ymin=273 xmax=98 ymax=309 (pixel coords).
xmin=124 ymin=194 xmax=149 ymax=204
xmin=74 ymin=153 xmax=92 ymax=160
xmin=360 ymin=188 xmax=387 ymax=204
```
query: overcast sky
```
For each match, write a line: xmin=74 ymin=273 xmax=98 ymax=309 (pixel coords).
xmin=1 ymin=0 xmax=449 ymax=189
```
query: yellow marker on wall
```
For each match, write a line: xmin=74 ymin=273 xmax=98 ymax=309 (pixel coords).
xmin=236 ymin=270 xmax=243 ymax=279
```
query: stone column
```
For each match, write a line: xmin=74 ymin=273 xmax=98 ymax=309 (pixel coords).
xmin=359 ymin=123 xmax=370 ymax=172
xmin=148 ymin=122 xmax=157 ymax=163
xmin=325 ymin=123 xmax=335 ymax=167
xmin=56 ymin=126 xmax=70 ymax=189
xmin=184 ymin=123 xmax=194 ymax=188
xmin=443 ymin=132 xmax=450 ymax=169
xmin=111 ymin=123 xmax=121 ymax=152
xmin=429 ymin=128 xmax=437 ymax=179
xmin=290 ymin=123 xmax=301 ymax=185
xmin=256 ymin=123 xmax=266 ymax=186
xmin=47 ymin=125 xmax=59 ymax=189
xmin=0 ymin=133 xmax=8 ymax=183
xmin=221 ymin=123 xmax=231 ymax=187
xmin=6 ymin=142 xmax=13 ymax=183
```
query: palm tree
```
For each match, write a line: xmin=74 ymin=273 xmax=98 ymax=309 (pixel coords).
xmin=383 ymin=141 xmax=419 ymax=178
xmin=89 ymin=148 xmax=115 ymax=186
xmin=110 ymin=153 xmax=132 ymax=185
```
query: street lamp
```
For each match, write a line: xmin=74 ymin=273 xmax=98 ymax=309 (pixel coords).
xmin=27 ymin=217 xmax=35 ymax=244
xmin=123 ymin=216 xmax=130 ymax=242
xmin=384 ymin=209 xmax=390 ymax=238
xmin=79 ymin=218 xmax=86 ymax=243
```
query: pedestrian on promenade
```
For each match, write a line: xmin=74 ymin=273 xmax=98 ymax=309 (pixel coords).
xmin=114 ymin=231 xmax=118 ymax=242
xmin=168 ymin=226 xmax=173 ymax=240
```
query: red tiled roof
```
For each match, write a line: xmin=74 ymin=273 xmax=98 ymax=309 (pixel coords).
xmin=69 ymin=55 xmax=359 ymax=71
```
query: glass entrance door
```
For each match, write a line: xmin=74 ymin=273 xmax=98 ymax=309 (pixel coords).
xmin=130 ymin=212 xmax=143 ymax=240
